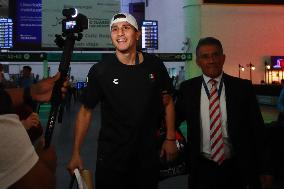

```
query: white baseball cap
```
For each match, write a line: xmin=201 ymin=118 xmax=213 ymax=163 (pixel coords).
xmin=110 ymin=12 xmax=138 ymax=31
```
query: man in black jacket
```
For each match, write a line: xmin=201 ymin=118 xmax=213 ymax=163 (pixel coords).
xmin=176 ymin=37 xmax=273 ymax=189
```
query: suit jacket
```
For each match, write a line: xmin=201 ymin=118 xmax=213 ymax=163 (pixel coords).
xmin=176 ymin=73 xmax=272 ymax=185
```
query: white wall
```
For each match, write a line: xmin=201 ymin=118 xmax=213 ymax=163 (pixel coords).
xmin=145 ymin=0 xmax=185 ymax=53
xmin=145 ymin=0 xmax=187 ymax=79
xmin=200 ymin=4 xmax=284 ymax=84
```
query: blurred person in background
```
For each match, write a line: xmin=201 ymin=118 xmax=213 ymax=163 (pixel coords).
xmin=18 ymin=66 xmax=35 ymax=88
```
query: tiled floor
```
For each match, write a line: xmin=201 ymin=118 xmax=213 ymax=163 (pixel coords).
xmin=48 ymin=102 xmax=282 ymax=189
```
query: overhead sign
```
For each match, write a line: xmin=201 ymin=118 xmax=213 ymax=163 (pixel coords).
xmin=142 ymin=20 xmax=158 ymax=50
xmin=47 ymin=53 xmax=102 ymax=62
xmin=0 ymin=53 xmax=47 ymax=61
xmin=15 ymin=0 xmax=42 ymax=45
xmin=0 ymin=52 xmax=192 ymax=62
xmin=154 ymin=53 xmax=192 ymax=62
xmin=0 ymin=18 xmax=13 ymax=49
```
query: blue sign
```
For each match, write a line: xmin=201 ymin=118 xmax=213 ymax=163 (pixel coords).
xmin=16 ymin=0 xmax=42 ymax=45
xmin=76 ymin=81 xmax=87 ymax=90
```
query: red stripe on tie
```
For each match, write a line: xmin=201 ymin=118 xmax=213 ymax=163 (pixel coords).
xmin=210 ymin=113 xmax=221 ymax=129
xmin=217 ymin=153 xmax=225 ymax=165
xmin=210 ymin=89 xmax=217 ymax=98
xmin=210 ymin=122 xmax=222 ymax=139
xmin=211 ymin=132 xmax=223 ymax=150
xmin=209 ymin=96 xmax=218 ymax=109
xmin=209 ymin=104 xmax=219 ymax=119
xmin=211 ymin=142 xmax=224 ymax=160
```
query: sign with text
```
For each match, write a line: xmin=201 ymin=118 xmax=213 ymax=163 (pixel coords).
xmin=0 ymin=53 xmax=47 ymax=61
xmin=142 ymin=20 xmax=158 ymax=50
xmin=0 ymin=18 xmax=13 ymax=49
xmin=15 ymin=0 xmax=42 ymax=45
xmin=154 ymin=53 xmax=192 ymax=62
xmin=42 ymin=0 xmax=120 ymax=48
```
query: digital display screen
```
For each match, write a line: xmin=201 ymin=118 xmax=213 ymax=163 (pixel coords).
xmin=15 ymin=0 xmax=42 ymax=48
xmin=271 ymin=56 xmax=284 ymax=69
xmin=142 ymin=20 xmax=158 ymax=50
xmin=0 ymin=18 xmax=13 ymax=49
xmin=66 ymin=21 xmax=76 ymax=30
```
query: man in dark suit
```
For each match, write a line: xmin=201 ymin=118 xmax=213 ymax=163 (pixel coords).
xmin=175 ymin=37 xmax=273 ymax=189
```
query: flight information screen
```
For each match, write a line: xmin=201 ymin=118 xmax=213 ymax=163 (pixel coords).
xmin=142 ymin=20 xmax=158 ymax=50
xmin=0 ymin=18 xmax=13 ymax=49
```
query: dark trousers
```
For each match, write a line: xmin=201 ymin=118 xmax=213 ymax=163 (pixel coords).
xmin=189 ymin=157 xmax=247 ymax=189
xmin=95 ymin=165 xmax=158 ymax=189
xmin=278 ymin=112 xmax=284 ymax=123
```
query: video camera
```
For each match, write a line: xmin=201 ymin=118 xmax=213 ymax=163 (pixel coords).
xmin=62 ymin=8 xmax=89 ymax=34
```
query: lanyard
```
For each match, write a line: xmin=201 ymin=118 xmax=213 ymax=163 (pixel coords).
xmin=202 ymin=77 xmax=224 ymax=99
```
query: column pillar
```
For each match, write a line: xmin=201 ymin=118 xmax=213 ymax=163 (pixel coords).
xmin=183 ymin=0 xmax=202 ymax=78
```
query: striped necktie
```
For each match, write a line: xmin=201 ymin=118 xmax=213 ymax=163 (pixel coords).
xmin=209 ymin=79 xmax=225 ymax=165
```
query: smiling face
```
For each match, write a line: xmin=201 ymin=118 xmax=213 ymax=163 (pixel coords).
xmin=110 ymin=21 xmax=140 ymax=53
xmin=196 ymin=44 xmax=225 ymax=78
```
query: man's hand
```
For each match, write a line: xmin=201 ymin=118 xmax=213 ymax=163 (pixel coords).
xmin=21 ymin=112 xmax=40 ymax=130
xmin=160 ymin=139 xmax=178 ymax=162
xmin=67 ymin=153 xmax=84 ymax=175
xmin=31 ymin=72 xmax=69 ymax=102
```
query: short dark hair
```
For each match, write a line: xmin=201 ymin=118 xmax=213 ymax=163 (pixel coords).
xmin=196 ymin=37 xmax=223 ymax=56
xmin=23 ymin=66 xmax=32 ymax=72
xmin=113 ymin=13 xmax=126 ymax=20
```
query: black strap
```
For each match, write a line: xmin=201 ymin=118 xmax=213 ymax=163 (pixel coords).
xmin=135 ymin=52 xmax=139 ymax=65
xmin=202 ymin=77 xmax=223 ymax=99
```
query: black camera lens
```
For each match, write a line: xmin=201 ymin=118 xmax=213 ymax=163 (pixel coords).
xmin=62 ymin=8 xmax=76 ymax=18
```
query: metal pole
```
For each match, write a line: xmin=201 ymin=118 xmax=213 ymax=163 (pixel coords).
xmin=264 ymin=66 xmax=266 ymax=83
xmin=267 ymin=69 xmax=269 ymax=84
xmin=250 ymin=64 xmax=252 ymax=81
xmin=238 ymin=64 xmax=240 ymax=78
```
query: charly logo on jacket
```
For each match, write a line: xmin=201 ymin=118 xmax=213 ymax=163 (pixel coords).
xmin=113 ymin=78 xmax=119 ymax=85
xmin=149 ymin=73 xmax=156 ymax=81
